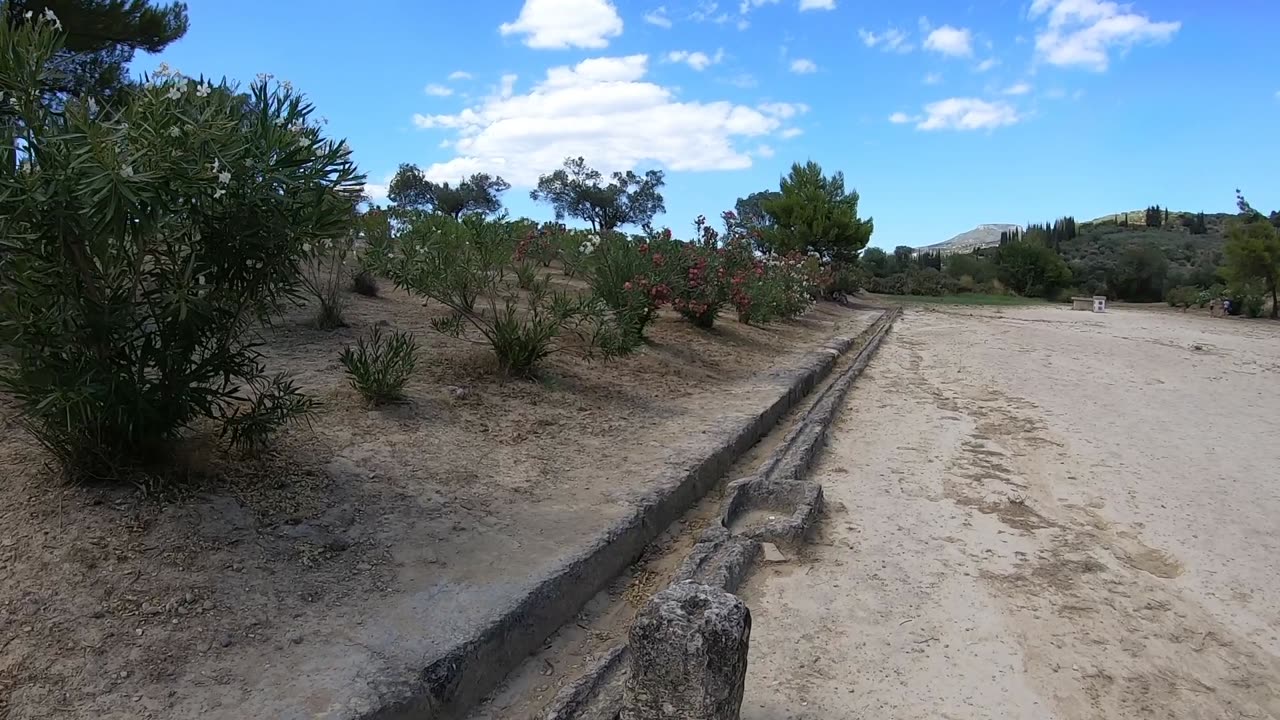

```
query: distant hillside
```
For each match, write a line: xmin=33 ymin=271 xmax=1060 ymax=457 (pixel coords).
xmin=1060 ymin=212 xmax=1234 ymax=299
xmin=916 ymin=223 xmax=1019 ymax=254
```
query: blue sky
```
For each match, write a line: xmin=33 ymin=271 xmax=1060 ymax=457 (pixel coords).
xmin=146 ymin=0 xmax=1278 ymax=248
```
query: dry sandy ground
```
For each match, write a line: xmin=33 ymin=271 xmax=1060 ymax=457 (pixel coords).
xmin=0 ymin=278 xmax=878 ymax=719
xmin=740 ymin=304 xmax=1280 ymax=719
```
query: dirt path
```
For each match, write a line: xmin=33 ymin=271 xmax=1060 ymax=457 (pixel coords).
xmin=740 ymin=305 xmax=1280 ymax=719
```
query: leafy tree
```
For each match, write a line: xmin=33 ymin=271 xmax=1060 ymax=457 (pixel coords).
xmin=388 ymin=163 xmax=510 ymax=219
xmin=1145 ymin=205 xmax=1163 ymax=228
xmin=4 ymin=0 xmax=188 ymax=100
xmin=860 ymin=246 xmax=891 ymax=277
xmin=734 ymin=189 xmax=779 ymax=230
xmin=734 ymin=189 xmax=779 ymax=252
xmin=1108 ymin=244 xmax=1169 ymax=302
xmin=995 ymin=239 xmax=1072 ymax=297
xmin=1222 ymin=218 xmax=1280 ymax=318
xmin=944 ymin=251 xmax=997 ymax=284
xmin=758 ymin=160 xmax=873 ymax=263
xmin=892 ymin=245 xmax=914 ymax=271
xmin=530 ymin=156 xmax=665 ymax=232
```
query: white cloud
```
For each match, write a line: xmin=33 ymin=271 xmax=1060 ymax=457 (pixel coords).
xmin=666 ymin=48 xmax=725 ymax=71
xmin=924 ymin=25 xmax=973 ymax=57
xmin=799 ymin=0 xmax=836 ymax=10
xmin=499 ymin=0 xmax=624 ymax=49
xmin=780 ymin=127 xmax=803 ymax=139
xmin=448 ymin=71 xmax=472 ymax=81
xmin=975 ymin=58 xmax=999 ymax=72
xmin=923 ymin=72 xmax=942 ymax=85
xmin=1003 ymin=82 xmax=1033 ymax=95
xmin=858 ymin=27 xmax=912 ymax=53
xmin=916 ymin=97 xmax=1020 ymax=131
xmin=1045 ymin=87 xmax=1067 ymax=99
xmin=789 ymin=58 xmax=818 ymax=74
xmin=888 ymin=111 xmax=914 ymax=124
xmin=363 ymin=179 xmax=390 ymax=204
xmin=1029 ymin=0 xmax=1180 ymax=71
xmin=644 ymin=6 xmax=673 ymax=28
xmin=755 ymin=144 xmax=776 ymax=157
xmin=425 ymin=84 xmax=454 ymax=97
xmin=758 ymin=102 xmax=809 ymax=119
xmin=409 ymin=54 xmax=806 ymax=186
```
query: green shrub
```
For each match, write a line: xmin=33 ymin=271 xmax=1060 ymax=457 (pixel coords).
xmin=732 ymin=253 xmax=820 ymax=324
xmin=375 ymin=215 xmax=628 ymax=376
xmin=0 ymin=19 xmax=361 ymax=479
xmin=300 ymin=234 xmax=353 ymax=328
xmin=578 ymin=231 xmax=674 ymax=344
xmin=669 ymin=221 xmax=731 ymax=329
xmin=1164 ymin=286 xmax=1197 ymax=310
xmin=340 ymin=326 xmax=418 ymax=403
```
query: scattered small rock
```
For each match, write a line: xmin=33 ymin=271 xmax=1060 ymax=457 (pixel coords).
xmin=761 ymin=542 xmax=788 ymax=563
xmin=287 ymin=632 xmax=304 ymax=645
xmin=218 ymin=634 xmax=233 ymax=648
xmin=135 ymin=628 xmax=143 ymax=637
xmin=446 ymin=386 xmax=469 ymax=400
xmin=196 ymin=640 xmax=212 ymax=653
xmin=355 ymin=563 xmax=372 ymax=572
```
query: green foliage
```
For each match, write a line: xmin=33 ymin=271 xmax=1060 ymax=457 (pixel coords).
xmin=220 ymin=373 xmax=317 ymax=455
xmin=578 ymin=231 xmax=673 ymax=345
xmin=340 ymin=326 xmax=418 ymax=404
xmin=733 ymin=190 xmax=779 ymax=252
xmin=860 ymin=246 xmax=891 ymax=276
xmin=0 ymin=19 xmax=362 ymax=478
xmin=995 ymin=239 xmax=1072 ymax=298
xmin=1222 ymin=216 xmax=1280 ymax=319
xmin=668 ymin=218 xmax=731 ymax=328
xmin=1165 ymin=285 xmax=1197 ymax=309
xmin=5 ymin=0 xmax=188 ymax=101
xmin=299 ymin=233 xmax=353 ymax=328
xmin=731 ymin=253 xmax=820 ymax=325
xmin=1144 ymin=205 xmax=1164 ymax=228
xmin=373 ymin=215 xmax=628 ymax=376
xmin=387 ymin=164 xmax=510 ymax=219
xmin=759 ymin=161 xmax=873 ymax=263
xmin=943 ymin=252 xmax=998 ymax=285
xmin=1107 ymin=244 xmax=1169 ymax=302
xmin=530 ymin=156 xmax=666 ymax=232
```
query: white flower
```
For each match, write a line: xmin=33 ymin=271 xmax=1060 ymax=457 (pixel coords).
xmin=195 ymin=82 xmax=211 ymax=98
xmin=196 ymin=273 xmax=207 ymax=286
xmin=165 ymin=85 xmax=182 ymax=101
xmin=256 ymin=73 xmax=273 ymax=84
xmin=213 ymin=187 xmax=226 ymax=200
xmin=338 ymin=141 xmax=350 ymax=155
xmin=297 ymin=136 xmax=309 ymax=149
xmin=281 ymin=80 xmax=293 ymax=92
xmin=120 ymin=165 xmax=135 ymax=178
xmin=168 ymin=126 xmax=181 ymax=137
xmin=23 ymin=10 xmax=32 ymax=20
xmin=217 ymin=170 xmax=231 ymax=185
xmin=86 ymin=97 xmax=98 ymax=115
xmin=302 ymin=243 xmax=312 ymax=253
xmin=209 ymin=158 xmax=221 ymax=173
xmin=41 ymin=7 xmax=60 ymax=29
xmin=156 ymin=62 xmax=171 ymax=77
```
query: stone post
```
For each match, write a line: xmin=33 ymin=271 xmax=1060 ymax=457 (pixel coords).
xmin=621 ymin=581 xmax=751 ymax=720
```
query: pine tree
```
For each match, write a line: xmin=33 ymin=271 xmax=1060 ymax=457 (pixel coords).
xmin=4 ymin=1 xmax=189 ymax=101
